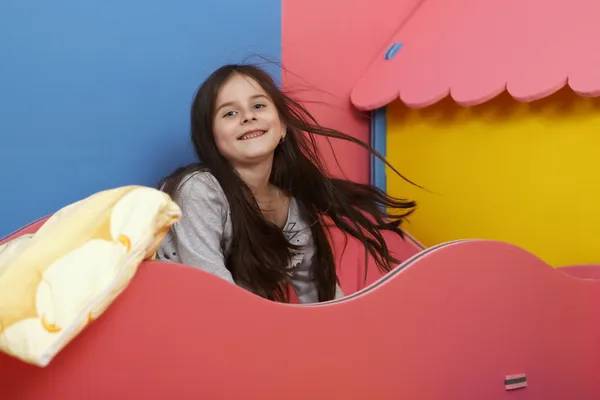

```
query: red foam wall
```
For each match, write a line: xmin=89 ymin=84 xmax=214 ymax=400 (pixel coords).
xmin=281 ymin=0 xmax=424 ymax=183
xmin=2 ymin=239 xmax=599 ymax=399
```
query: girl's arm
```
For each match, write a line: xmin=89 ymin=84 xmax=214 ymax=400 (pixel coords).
xmin=167 ymin=173 xmax=234 ymax=284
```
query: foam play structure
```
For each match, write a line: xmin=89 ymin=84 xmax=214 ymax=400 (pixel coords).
xmin=1 ymin=216 xmax=600 ymax=399
xmin=2 ymin=0 xmax=600 ymax=399
xmin=350 ymin=0 xmax=600 ymax=267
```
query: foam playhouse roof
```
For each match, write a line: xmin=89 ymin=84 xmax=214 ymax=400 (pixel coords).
xmin=351 ymin=0 xmax=600 ymax=110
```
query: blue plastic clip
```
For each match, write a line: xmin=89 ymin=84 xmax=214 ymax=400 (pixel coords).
xmin=384 ymin=42 xmax=403 ymax=60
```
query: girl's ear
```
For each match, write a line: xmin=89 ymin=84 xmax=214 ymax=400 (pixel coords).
xmin=280 ymin=126 xmax=287 ymax=142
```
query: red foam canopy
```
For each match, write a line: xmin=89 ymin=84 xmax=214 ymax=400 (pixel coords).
xmin=1 ymin=233 xmax=600 ymax=398
xmin=351 ymin=0 xmax=600 ymax=110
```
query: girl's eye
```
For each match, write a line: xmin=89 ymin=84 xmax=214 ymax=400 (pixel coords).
xmin=253 ymin=103 xmax=266 ymax=110
xmin=223 ymin=111 xmax=237 ymax=118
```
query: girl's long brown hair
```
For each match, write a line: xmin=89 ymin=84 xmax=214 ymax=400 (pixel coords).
xmin=160 ymin=64 xmax=416 ymax=302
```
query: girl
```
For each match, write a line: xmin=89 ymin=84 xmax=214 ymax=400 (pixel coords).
xmin=157 ymin=64 xmax=416 ymax=303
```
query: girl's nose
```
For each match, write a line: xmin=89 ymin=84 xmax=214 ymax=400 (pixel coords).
xmin=241 ymin=111 xmax=257 ymax=124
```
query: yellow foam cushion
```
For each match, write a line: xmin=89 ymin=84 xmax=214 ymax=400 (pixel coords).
xmin=0 ymin=186 xmax=181 ymax=367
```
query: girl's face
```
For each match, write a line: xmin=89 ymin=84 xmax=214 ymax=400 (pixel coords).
xmin=212 ymin=73 xmax=285 ymax=168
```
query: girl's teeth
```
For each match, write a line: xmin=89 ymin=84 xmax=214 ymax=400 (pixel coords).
xmin=241 ymin=131 xmax=264 ymax=140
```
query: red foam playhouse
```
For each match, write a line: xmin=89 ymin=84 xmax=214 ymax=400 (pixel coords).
xmin=1 ymin=216 xmax=600 ymax=399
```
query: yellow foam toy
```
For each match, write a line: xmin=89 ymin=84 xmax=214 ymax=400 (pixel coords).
xmin=0 ymin=186 xmax=181 ymax=367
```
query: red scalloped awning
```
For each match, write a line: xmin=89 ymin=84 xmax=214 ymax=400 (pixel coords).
xmin=351 ymin=0 xmax=600 ymax=110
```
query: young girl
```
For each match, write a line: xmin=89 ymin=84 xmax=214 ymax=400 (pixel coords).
xmin=157 ymin=64 xmax=416 ymax=303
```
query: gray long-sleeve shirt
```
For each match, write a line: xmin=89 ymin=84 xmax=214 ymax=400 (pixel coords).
xmin=157 ymin=171 xmax=343 ymax=303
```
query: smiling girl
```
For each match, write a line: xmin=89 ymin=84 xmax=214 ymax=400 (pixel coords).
xmin=157 ymin=64 xmax=416 ymax=303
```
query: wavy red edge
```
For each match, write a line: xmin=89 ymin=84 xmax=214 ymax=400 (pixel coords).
xmin=350 ymin=0 xmax=600 ymax=110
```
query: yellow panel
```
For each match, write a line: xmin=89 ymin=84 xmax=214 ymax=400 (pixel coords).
xmin=386 ymin=89 xmax=600 ymax=267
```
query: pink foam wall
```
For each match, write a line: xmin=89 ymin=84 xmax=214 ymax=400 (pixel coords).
xmin=560 ymin=265 xmax=600 ymax=280
xmin=2 ymin=239 xmax=599 ymax=399
xmin=281 ymin=0 xmax=424 ymax=182
xmin=281 ymin=0 xmax=425 ymax=292
xmin=329 ymin=228 xmax=421 ymax=293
